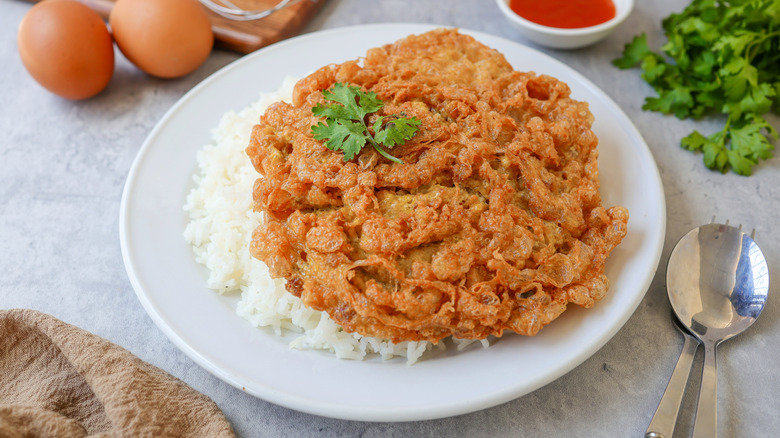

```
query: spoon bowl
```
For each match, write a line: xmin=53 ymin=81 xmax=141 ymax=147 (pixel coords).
xmin=666 ymin=222 xmax=769 ymax=438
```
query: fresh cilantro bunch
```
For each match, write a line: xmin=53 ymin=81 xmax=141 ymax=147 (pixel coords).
xmin=613 ymin=0 xmax=780 ymax=175
xmin=311 ymin=83 xmax=421 ymax=164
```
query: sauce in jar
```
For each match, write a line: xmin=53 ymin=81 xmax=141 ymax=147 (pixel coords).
xmin=509 ymin=0 xmax=616 ymax=29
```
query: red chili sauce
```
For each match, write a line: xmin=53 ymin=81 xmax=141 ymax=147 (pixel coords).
xmin=509 ymin=0 xmax=616 ymax=29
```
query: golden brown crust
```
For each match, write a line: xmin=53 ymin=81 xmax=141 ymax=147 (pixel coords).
xmin=246 ymin=29 xmax=628 ymax=343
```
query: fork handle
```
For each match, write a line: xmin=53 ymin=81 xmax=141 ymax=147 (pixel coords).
xmin=692 ymin=342 xmax=719 ymax=438
xmin=645 ymin=333 xmax=699 ymax=438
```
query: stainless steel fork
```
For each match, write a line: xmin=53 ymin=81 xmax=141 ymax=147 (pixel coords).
xmin=645 ymin=313 xmax=700 ymax=438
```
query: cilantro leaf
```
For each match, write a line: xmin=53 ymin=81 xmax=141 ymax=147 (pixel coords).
xmin=640 ymin=54 xmax=670 ymax=84
xmin=321 ymin=83 xmax=383 ymax=120
xmin=312 ymin=101 xmax=354 ymax=121
xmin=730 ymin=115 xmax=777 ymax=161
xmin=643 ymin=85 xmax=695 ymax=119
xmin=612 ymin=34 xmax=652 ymax=69
xmin=310 ymin=83 xmax=420 ymax=164
xmin=678 ymin=114 xmax=776 ymax=175
xmin=721 ymin=57 xmax=758 ymax=103
xmin=726 ymin=149 xmax=757 ymax=175
xmin=615 ymin=0 xmax=780 ymax=175
xmin=373 ymin=116 xmax=422 ymax=148
xmin=312 ymin=119 xmax=368 ymax=161
xmin=713 ymin=32 xmax=756 ymax=58
xmin=725 ymin=82 xmax=776 ymax=118
xmin=691 ymin=50 xmax=717 ymax=78
xmin=680 ymin=130 xmax=710 ymax=153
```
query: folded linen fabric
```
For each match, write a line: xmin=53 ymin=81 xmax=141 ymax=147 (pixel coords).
xmin=0 ymin=309 xmax=235 ymax=437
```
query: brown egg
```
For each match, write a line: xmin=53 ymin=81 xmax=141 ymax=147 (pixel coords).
xmin=17 ymin=0 xmax=115 ymax=100
xmin=110 ymin=0 xmax=214 ymax=79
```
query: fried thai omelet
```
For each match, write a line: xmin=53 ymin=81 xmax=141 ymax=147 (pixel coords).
xmin=246 ymin=29 xmax=628 ymax=344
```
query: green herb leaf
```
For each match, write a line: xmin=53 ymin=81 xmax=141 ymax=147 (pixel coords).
xmin=321 ymin=83 xmax=383 ymax=120
xmin=730 ymin=115 xmax=777 ymax=161
xmin=312 ymin=119 xmax=368 ymax=161
xmin=310 ymin=83 xmax=420 ymax=163
xmin=612 ymin=34 xmax=652 ymax=69
xmin=680 ymin=130 xmax=710 ymax=152
xmin=614 ymin=0 xmax=780 ymax=175
xmin=643 ymin=85 xmax=695 ymax=119
xmin=373 ymin=116 xmax=422 ymax=148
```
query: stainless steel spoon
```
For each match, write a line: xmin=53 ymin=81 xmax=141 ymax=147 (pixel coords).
xmin=645 ymin=313 xmax=700 ymax=438
xmin=666 ymin=223 xmax=769 ymax=438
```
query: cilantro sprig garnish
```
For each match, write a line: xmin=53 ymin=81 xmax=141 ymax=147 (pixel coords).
xmin=613 ymin=0 xmax=780 ymax=176
xmin=311 ymin=83 xmax=421 ymax=164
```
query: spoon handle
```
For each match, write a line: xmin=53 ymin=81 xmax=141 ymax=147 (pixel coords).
xmin=692 ymin=342 xmax=718 ymax=438
xmin=645 ymin=332 xmax=699 ymax=438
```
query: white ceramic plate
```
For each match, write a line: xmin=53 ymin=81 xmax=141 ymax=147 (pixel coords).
xmin=120 ymin=23 xmax=665 ymax=422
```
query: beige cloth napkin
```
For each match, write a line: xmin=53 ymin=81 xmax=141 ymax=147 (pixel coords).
xmin=0 ymin=309 xmax=236 ymax=438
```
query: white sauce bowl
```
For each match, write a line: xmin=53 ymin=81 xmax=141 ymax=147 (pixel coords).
xmin=496 ymin=0 xmax=634 ymax=49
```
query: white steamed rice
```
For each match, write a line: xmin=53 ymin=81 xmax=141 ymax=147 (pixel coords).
xmin=183 ymin=77 xmax=488 ymax=365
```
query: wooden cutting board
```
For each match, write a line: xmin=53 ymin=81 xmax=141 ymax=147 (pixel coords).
xmin=25 ymin=0 xmax=327 ymax=53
